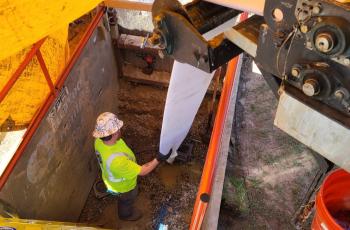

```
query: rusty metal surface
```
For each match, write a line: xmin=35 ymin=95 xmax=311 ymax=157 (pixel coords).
xmin=225 ymin=15 xmax=263 ymax=57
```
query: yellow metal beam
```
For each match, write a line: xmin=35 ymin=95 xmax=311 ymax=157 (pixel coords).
xmin=0 ymin=217 xmax=110 ymax=230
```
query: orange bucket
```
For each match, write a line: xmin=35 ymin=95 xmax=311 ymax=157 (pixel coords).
xmin=312 ymin=169 xmax=350 ymax=230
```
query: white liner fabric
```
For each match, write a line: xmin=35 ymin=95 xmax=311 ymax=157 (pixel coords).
xmin=159 ymin=61 xmax=214 ymax=163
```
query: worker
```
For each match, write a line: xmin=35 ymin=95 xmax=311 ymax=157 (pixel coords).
xmin=92 ymin=112 xmax=171 ymax=221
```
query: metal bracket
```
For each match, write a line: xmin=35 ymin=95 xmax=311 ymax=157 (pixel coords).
xmin=150 ymin=0 xmax=242 ymax=73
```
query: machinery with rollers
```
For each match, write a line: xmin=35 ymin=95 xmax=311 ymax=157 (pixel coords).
xmin=149 ymin=0 xmax=350 ymax=171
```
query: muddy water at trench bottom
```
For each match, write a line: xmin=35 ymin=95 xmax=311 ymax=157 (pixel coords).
xmin=157 ymin=162 xmax=202 ymax=190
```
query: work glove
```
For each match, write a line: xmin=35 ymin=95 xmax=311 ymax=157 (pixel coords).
xmin=156 ymin=149 xmax=172 ymax=162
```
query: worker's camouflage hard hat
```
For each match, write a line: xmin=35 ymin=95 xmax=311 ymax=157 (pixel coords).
xmin=93 ymin=112 xmax=123 ymax=138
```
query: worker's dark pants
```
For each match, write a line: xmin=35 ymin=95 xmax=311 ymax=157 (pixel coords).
xmin=117 ymin=186 xmax=138 ymax=219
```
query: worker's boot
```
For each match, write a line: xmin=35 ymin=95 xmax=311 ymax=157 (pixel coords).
xmin=119 ymin=208 xmax=142 ymax=221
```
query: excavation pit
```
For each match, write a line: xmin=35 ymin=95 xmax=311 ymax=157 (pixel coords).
xmin=79 ymin=76 xmax=213 ymax=229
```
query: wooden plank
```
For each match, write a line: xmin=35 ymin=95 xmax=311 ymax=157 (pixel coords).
xmin=122 ymin=63 xmax=170 ymax=86
xmin=104 ymin=0 xmax=153 ymax=11
xmin=123 ymin=62 xmax=222 ymax=94
xmin=225 ymin=15 xmax=263 ymax=58
xmin=118 ymin=34 xmax=161 ymax=51
xmin=202 ymin=54 xmax=243 ymax=230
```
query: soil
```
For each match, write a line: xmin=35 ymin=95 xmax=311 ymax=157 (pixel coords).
xmin=218 ymin=56 xmax=321 ymax=229
xmin=79 ymin=77 xmax=213 ymax=229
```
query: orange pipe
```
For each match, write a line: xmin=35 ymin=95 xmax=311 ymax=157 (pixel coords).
xmin=0 ymin=7 xmax=105 ymax=190
xmin=190 ymin=12 xmax=248 ymax=230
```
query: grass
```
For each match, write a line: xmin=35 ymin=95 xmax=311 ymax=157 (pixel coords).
xmin=255 ymin=130 xmax=270 ymax=139
xmin=229 ymin=177 xmax=249 ymax=214
xmin=292 ymin=160 xmax=303 ymax=168
xmin=263 ymin=154 xmax=280 ymax=165
xmin=247 ymin=178 xmax=263 ymax=189
xmin=250 ymin=104 xmax=257 ymax=112
xmin=275 ymin=185 xmax=284 ymax=196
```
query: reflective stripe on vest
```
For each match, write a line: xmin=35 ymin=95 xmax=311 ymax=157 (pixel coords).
xmin=106 ymin=152 xmax=132 ymax=183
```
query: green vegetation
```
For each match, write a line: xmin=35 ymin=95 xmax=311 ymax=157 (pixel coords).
xmin=229 ymin=177 xmax=249 ymax=214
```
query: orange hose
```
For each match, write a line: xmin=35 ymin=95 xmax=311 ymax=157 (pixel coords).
xmin=190 ymin=12 xmax=248 ymax=230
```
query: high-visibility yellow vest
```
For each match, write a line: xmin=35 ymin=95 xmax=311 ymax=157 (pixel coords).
xmin=94 ymin=138 xmax=141 ymax=193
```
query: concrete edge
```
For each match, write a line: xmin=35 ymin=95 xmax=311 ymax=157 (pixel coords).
xmin=202 ymin=55 xmax=244 ymax=230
